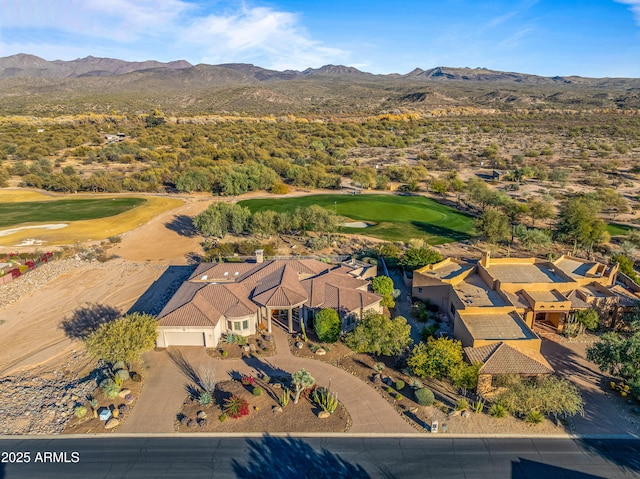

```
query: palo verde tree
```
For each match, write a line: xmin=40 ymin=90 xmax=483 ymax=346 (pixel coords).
xmin=193 ymin=202 xmax=251 ymax=238
xmin=83 ymin=312 xmax=157 ymax=367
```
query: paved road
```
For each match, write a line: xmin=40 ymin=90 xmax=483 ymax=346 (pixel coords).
xmin=1 ymin=436 xmax=639 ymax=478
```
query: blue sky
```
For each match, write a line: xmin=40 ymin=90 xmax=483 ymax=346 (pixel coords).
xmin=0 ymin=0 xmax=639 ymax=77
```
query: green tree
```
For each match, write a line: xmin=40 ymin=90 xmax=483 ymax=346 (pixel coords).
xmin=344 ymin=311 xmax=412 ymax=356
xmin=450 ymin=362 xmax=481 ymax=395
xmin=84 ymin=313 xmax=157 ymax=366
xmin=611 ymin=253 xmax=638 ymax=283
xmin=407 ymin=337 xmax=464 ymax=380
xmin=314 ymin=308 xmax=342 ymax=343
xmin=371 ymin=276 xmax=395 ymax=308
xmin=292 ymin=369 xmax=316 ymax=404
xmin=587 ymin=322 xmax=640 ymax=395
xmin=250 ymin=210 xmax=278 ymax=238
xmin=193 ymin=202 xmax=251 ymax=238
xmin=556 ymin=196 xmax=609 ymax=256
xmin=474 ymin=207 xmax=510 ymax=244
xmin=400 ymin=247 xmax=443 ymax=271
xmin=528 ymin=199 xmax=554 ymax=227
xmin=430 ymin=178 xmax=449 ymax=197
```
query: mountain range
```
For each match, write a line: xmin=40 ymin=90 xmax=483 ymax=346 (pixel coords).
xmin=1 ymin=53 xmax=639 ymax=115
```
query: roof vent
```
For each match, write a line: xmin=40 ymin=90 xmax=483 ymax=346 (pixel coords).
xmin=234 ymin=272 xmax=239 ymax=276
xmin=224 ymin=272 xmax=229 ymax=276
xmin=201 ymin=275 xmax=208 ymax=281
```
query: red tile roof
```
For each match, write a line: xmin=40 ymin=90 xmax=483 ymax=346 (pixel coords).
xmin=464 ymin=342 xmax=553 ymax=375
xmin=157 ymin=259 xmax=378 ymax=328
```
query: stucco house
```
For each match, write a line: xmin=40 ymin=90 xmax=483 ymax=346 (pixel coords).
xmin=156 ymin=252 xmax=382 ymax=347
xmin=411 ymin=251 xmax=639 ymax=387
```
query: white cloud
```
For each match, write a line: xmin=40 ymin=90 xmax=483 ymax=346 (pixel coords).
xmin=0 ymin=0 xmax=349 ymax=69
xmin=616 ymin=0 xmax=640 ymax=25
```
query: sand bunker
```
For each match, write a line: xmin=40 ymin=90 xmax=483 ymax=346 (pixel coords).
xmin=341 ymin=221 xmax=372 ymax=228
xmin=0 ymin=224 xmax=68 ymax=237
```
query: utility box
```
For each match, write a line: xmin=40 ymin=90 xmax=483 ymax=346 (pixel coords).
xmin=431 ymin=420 xmax=439 ymax=433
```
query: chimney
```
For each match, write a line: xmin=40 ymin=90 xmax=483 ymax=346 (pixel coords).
xmin=480 ymin=251 xmax=490 ymax=267
xmin=255 ymin=249 xmax=264 ymax=264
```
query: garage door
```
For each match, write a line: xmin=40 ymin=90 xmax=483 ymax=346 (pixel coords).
xmin=164 ymin=331 xmax=205 ymax=346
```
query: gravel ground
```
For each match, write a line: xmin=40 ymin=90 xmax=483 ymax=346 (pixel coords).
xmin=0 ymin=351 xmax=97 ymax=435
xmin=0 ymin=258 xmax=91 ymax=310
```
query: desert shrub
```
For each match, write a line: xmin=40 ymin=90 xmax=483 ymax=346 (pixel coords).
xmin=410 ymin=379 xmax=423 ymax=390
xmin=218 ymin=413 xmax=228 ymax=422
xmin=386 ymin=387 xmax=393 ymax=393
xmin=237 ymin=335 xmax=248 ymax=346
xmin=374 ymin=362 xmax=385 ymax=372
xmin=118 ymin=404 xmax=130 ymax=415
xmin=113 ymin=360 xmax=126 ymax=371
xmin=222 ymin=333 xmax=239 ymax=344
xmin=130 ymin=372 xmax=142 ymax=382
xmin=89 ymin=398 xmax=99 ymax=410
xmin=222 ymin=351 xmax=229 ymax=357
xmin=395 ymin=379 xmax=405 ymax=390
xmin=489 ymin=404 xmax=507 ymax=418
xmin=100 ymin=378 xmax=120 ymax=399
xmin=108 ymin=236 xmax=122 ymax=244
xmin=395 ymin=393 xmax=403 ymax=401
xmin=455 ymin=398 xmax=469 ymax=411
xmin=314 ymin=308 xmax=341 ymax=343
xmin=241 ymin=375 xmax=255 ymax=386
xmin=312 ymin=386 xmax=338 ymax=414
xmin=74 ymin=406 xmax=87 ymax=419
xmin=199 ymin=391 xmax=212 ymax=407
xmin=525 ymin=410 xmax=544 ymax=424
xmin=115 ymin=369 xmax=130 ymax=382
xmin=414 ymin=388 xmax=435 ymax=406
xmin=471 ymin=399 xmax=485 ymax=414
xmin=252 ymin=387 xmax=263 ymax=397
xmin=420 ymin=324 xmax=439 ymax=341
xmin=224 ymin=395 xmax=250 ymax=418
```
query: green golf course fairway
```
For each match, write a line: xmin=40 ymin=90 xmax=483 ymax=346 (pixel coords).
xmin=607 ymin=222 xmax=639 ymax=236
xmin=0 ymin=198 xmax=147 ymax=228
xmin=239 ymin=194 xmax=474 ymax=243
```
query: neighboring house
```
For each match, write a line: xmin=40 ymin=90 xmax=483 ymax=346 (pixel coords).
xmin=156 ymin=252 xmax=381 ymax=347
xmin=412 ymin=251 xmax=638 ymax=385
xmin=464 ymin=342 xmax=553 ymax=395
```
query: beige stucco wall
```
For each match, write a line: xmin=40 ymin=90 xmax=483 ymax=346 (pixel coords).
xmin=223 ymin=313 xmax=258 ymax=337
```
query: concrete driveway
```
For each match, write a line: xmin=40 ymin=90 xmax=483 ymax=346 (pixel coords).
xmin=120 ymin=328 xmax=414 ymax=434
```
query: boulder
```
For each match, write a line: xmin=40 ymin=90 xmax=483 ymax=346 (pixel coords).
xmin=372 ymin=374 xmax=381 ymax=384
xmin=242 ymin=345 xmax=251 ymax=352
xmin=318 ymin=411 xmax=331 ymax=419
xmin=249 ymin=343 xmax=257 ymax=352
xmin=263 ymin=335 xmax=273 ymax=342
xmin=315 ymin=348 xmax=326 ymax=356
xmin=272 ymin=406 xmax=283 ymax=413
xmin=295 ymin=342 xmax=304 ymax=349
xmin=273 ymin=383 xmax=282 ymax=389
xmin=118 ymin=388 xmax=131 ymax=398
xmin=448 ymin=410 xmax=461 ymax=417
xmin=461 ymin=410 xmax=470 ymax=418
xmin=104 ymin=418 xmax=120 ymax=429
xmin=197 ymin=411 xmax=207 ymax=419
